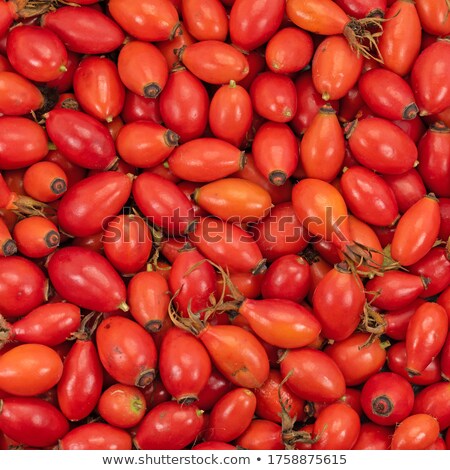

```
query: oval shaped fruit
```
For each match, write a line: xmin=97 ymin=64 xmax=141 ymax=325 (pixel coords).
xmin=312 ymin=35 xmax=363 ymax=101
xmin=73 ymin=56 xmax=125 ymax=122
xmin=0 ymin=344 xmax=63 ymax=396
xmin=132 ymin=172 xmax=195 ymax=235
xmin=134 ymin=401 xmax=204 ymax=450
xmin=0 ymin=117 xmax=48 ymax=170
xmin=128 ymin=270 xmax=170 ymax=332
xmin=209 ymin=80 xmax=252 ymax=148
xmin=0 ymin=256 xmax=47 ymax=319
xmin=261 ymin=255 xmax=311 ymax=303
xmin=194 ymin=178 xmax=272 ymax=223
xmin=0 ymin=71 xmax=43 ymax=116
xmin=6 ymin=25 xmax=68 ymax=82
xmin=103 ymin=214 xmax=152 ymax=276
xmin=325 ymin=333 xmax=387 ymax=386
xmin=411 ymin=40 xmax=450 ymax=116
xmin=108 ymin=0 xmax=179 ymax=42
xmin=417 ymin=122 xmax=450 ymax=198
xmin=236 ymin=298 xmax=321 ymax=349
xmin=252 ymin=122 xmax=299 ymax=186
xmin=195 ymin=324 xmax=270 ymax=389
xmin=0 ymin=397 xmax=69 ymax=448
xmin=42 ymin=6 xmax=126 ymax=54
xmin=391 ymin=195 xmax=441 ymax=266
xmin=189 ymin=217 xmax=266 ymax=274
xmin=204 ymin=388 xmax=257 ymax=442
xmin=358 ymin=68 xmax=418 ymax=120
xmin=391 ymin=414 xmax=440 ymax=450
xmin=300 ymin=104 xmax=345 ymax=182
xmin=360 ymin=372 xmax=414 ymax=426
xmin=250 ymin=72 xmax=297 ymax=123
xmin=47 ymin=246 xmax=128 ymax=312
xmin=59 ymin=422 xmax=132 ymax=450
xmin=377 ymin=0 xmax=421 ymax=77
xmin=118 ymin=41 xmax=169 ymax=98
xmin=265 ymin=27 xmax=314 ymax=74
xmin=159 ymin=68 xmax=209 ymax=143
xmin=181 ymin=41 xmax=249 ymax=85
xmin=96 ymin=316 xmax=157 ymax=388
xmin=57 ymin=172 xmax=132 ymax=237
xmin=346 ymin=117 xmax=418 ymax=174
xmin=312 ymin=267 xmax=365 ymax=341
xmin=292 ymin=178 xmax=351 ymax=250
xmin=280 ymin=348 xmax=346 ymax=402
xmin=57 ymin=334 xmax=103 ymax=422
xmin=168 ymin=247 xmax=216 ymax=317
xmin=1 ymin=302 xmax=80 ymax=347
xmin=181 ymin=0 xmax=228 ymax=41
xmin=229 ymin=0 xmax=285 ymax=52
xmin=45 ymin=109 xmax=117 ymax=170
xmin=168 ymin=138 xmax=246 ymax=182
xmin=23 ymin=161 xmax=68 ymax=203
xmin=159 ymin=328 xmax=211 ymax=403
xmin=405 ymin=302 xmax=448 ymax=376
xmin=97 ymin=384 xmax=146 ymax=429
xmin=312 ymin=403 xmax=361 ymax=450
xmin=341 ymin=166 xmax=399 ymax=227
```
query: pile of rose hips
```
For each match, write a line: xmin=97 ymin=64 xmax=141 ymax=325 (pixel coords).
xmin=0 ymin=0 xmax=450 ymax=451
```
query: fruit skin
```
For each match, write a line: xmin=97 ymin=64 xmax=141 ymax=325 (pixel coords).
xmin=6 ymin=25 xmax=68 ymax=82
xmin=230 ymin=0 xmax=285 ymax=52
xmin=108 ymin=0 xmax=179 ymax=42
xmin=0 ymin=71 xmax=43 ymax=116
xmin=237 ymin=298 xmax=322 ymax=348
xmin=45 ymin=109 xmax=117 ymax=170
xmin=280 ymin=348 xmax=346 ymax=403
xmin=340 ymin=166 xmax=399 ymax=227
xmin=405 ymin=302 xmax=448 ymax=376
xmin=312 ymin=268 xmax=365 ymax=341
xmin=411 ymin=40 xmax=450 ymax=116
xmin=325 ymin=333 xmax=387 ymax=386
xmin=41 ymin=6 xmax=126 ymax=54
xmin=196 ymin=324 xmax=270 ymax=389
xmin=1 ymin=302 xmax=80 ymax=347
xmin=59 ymin=422 xmax=132 ymax=450
xmin=0 ymin=256 xmax=47 ymax=319
xmin=189 ymin=217 xmax=266 ymax=274
xmin=391 ymin=414 xmax=440 ymax=450
xmin=312 ymin=403 xmax=361 ymax=450
xmin=181 ymin=40 xmax=249 ymax=85
xmin=347 ymin=117 xmax=418 ymax=174
xmin=0 ymin=344 xmax=63 ymax=397
xmin=312 ymin=35 xmax=363 ymax=101
xmin=57 ymin=172 xmax=133 ymax=237
xmin=57 ymin=336 xmax=103 ymax=422
xmin=390 ymin=195 xmax=441 ymax=266
xmin=47 ymin=246 xmax=128 ymax=312
xmin=117 ymin=41 xmax=169 ymax=98
xmin=132 ymin=172 xmax=195 ymax=235
xmin=194 ymin=178 xmax=272 ymax=223
xmin=0 ymin=397 xmax=69 ymax=448
xmin=134 ymin=401 xmax=205 ymax=450
xmin=97 ymin=384 xmax=146 ymax=429
xmin=0 ymin=117 xmax=48 ymax=170
xmin=158 ymin=328 xmax=211 ymax=403
xmin=360 ymin=372 xmax=414 ymax=426
xmin=204 ymin=388 xmax=257 ymax=442
xmin=358 ymin=68 xmax=418 ymax=121
xmin=252 ymin=122 xmax=299 ymax=185
xmin=96 ymin=316 xmax=158 ymax=388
